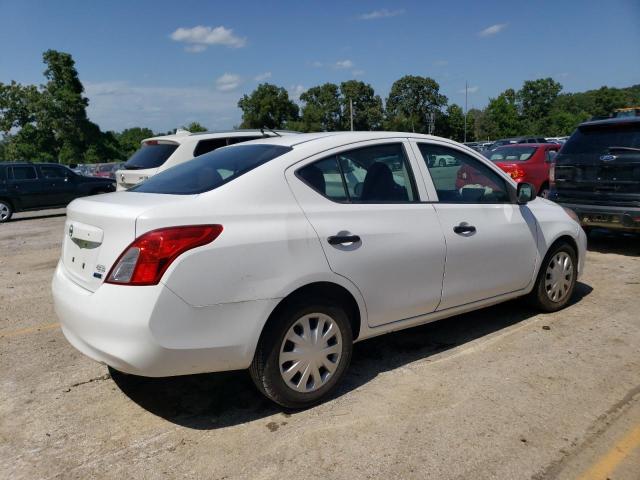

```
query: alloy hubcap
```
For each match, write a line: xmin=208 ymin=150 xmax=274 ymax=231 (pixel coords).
xmin=0 ymin=204 xmax=9 ymax=220
xmin=545 ymin=251 xmax=574 ymax=302
xmin=279 ymin=313 xmax=342 ymax=393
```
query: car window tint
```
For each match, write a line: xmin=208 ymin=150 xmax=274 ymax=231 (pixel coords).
xmin=40 ymin=166 xmax=67 ymax=178
xmin=0 ymin=167 xmax=6 ymax=181
xmin=562 ymin=123 xmax=640 ymax=154
xmin=418 ymin=144 xmax=510 ymax=203
xmin=488 ymin=147 xmax=536 ymax=162
xmin=125 ymin=143 xmax=179 ymax=169
xmin=132 ymin=144 xmax=292 ymax=195
xmin=193 ymin=138 xmax=227 ymax=157
xmin=298 ymin=157 xmax=348 ymax=201
xmin=11 ymin=166 xmax=37 ymax=180
xmin=298 ymin=143 xmax=417 ymax=203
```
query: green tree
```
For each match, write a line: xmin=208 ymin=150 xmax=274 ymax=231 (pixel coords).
xmin=483 ymin=89 xmax=521 ymax=139
xmin=439 ymin=104 xmax=465 ymax=141
xmin=517 ymin=78 xmax=562 ymax=133
xmin=339 ymin=80 xmax=384 ymax=130
xmin=385 ymin=75 xmax=447 ymax=133
xmin=591 ymin=86 xmax=627 ymax=118
xmin=183 ymin=121 xmax=207 ymax=133
xmin=300 ymin=83 xmax=341 ymax=132
xmin=116 ymin=127 xmax=155 ymax=158
xmin=238 ymin=83 xmax=299 ymax=129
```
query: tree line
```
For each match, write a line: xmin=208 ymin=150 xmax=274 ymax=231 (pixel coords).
xmin=1 ymin=50 xmax=639 ymax=164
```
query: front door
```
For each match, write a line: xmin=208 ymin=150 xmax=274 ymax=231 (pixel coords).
xmin=412 ymin=141 xmax=538 ymax=310
xmin=287 ymin=140 xmax=446 ymax=327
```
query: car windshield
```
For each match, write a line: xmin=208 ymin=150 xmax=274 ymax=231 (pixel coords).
xmin=124 ymin=142 xmax=179 ymax=170
xmin=562 ymin=122 xmax=640 ymax=154
xmin=131 ymin=144 xmax=292 ymax=195
xmin=486 ymin=147 xmax=537 ymax=162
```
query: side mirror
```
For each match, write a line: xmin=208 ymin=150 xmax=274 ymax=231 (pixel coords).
xmin=517 ymin=182 xmax=535 ymax=204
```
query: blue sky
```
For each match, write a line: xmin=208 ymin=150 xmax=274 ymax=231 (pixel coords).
xmin=1 ymin=0 xmax=639 ymax=133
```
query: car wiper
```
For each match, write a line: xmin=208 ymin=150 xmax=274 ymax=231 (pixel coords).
xmin=608 ymin=146 xmax=640 ymax=153
xmin=260 ymin=126 xmax=282 ymax=137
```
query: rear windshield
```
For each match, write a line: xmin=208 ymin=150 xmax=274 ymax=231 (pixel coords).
xmin=131 ymin=144 xmax=292 ymax=195
xmin=487 ymin=147 xmax=537 ymax=162
xmin=562 ymin=123 xmax=640 ymax=154
xmin=124 ymin=143 xmax=178 ymax=170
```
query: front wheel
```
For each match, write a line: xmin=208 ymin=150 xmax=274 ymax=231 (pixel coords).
xmin=528 ymin=242 xmax=577 ymax=312
xmin=0 ymin=200 xmax=13 ymax=223
xmin=250 ymin=299 xmax=353 ymax=409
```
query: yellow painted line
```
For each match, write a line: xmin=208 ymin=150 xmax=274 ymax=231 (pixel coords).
xmin=577 ymin=423 xmax=640 ymax=480
xmin=0 ymin=322 xmax=60 ymax=339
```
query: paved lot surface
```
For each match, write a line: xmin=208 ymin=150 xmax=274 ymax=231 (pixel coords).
xmin=1 ymin=208 xmax=639 ymax=480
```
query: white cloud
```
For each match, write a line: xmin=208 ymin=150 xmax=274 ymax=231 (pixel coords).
xmin=216 ymin=73 xmax=242 ymax=91
xmin=358 ymin=9 xmax=405 ymax=20
xmin=310 ymin=61 xmax=324 ymax=68
xmin=288 ymin=84 xmax=306 ymax=102
xmin=170 ymin=25 xmax=247 ymax=51
xmin=433 ymin=60 xmax=448 ymax=67
xmin=479 ymin=23 xmax=508 ymax=37
xmin=459 ymin=86 xmax=479 ymax=94
xmin=334 ymin=59 xmax=354 ymax=69
xmin=351 ymin=69 xmax=365 ymax=77
xmin=254 ymin=72 xmax=272 ymax=81
xmin=84 ymin=81 xmax=241 ymax=132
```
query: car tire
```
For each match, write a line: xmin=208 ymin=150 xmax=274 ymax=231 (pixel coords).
xmin=250 ymin=298 xmax=353 ymax=409
xmin=528 ymin=241 xmax=578 ymax=312
xmin=0 ymin=200 xmax=13 ymax=223
xmin=538 ymin=186 xmax=550 ymax=198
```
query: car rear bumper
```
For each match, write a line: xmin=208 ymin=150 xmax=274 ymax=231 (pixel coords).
xmin=557 ymin=202 xmax=640 ymax=231
xmin=52 ymin=262 xmax=277 ymax=376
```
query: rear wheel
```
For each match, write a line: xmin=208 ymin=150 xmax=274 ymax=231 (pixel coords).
xmin=528 ymin=242 xmax=577 ymax=312
xmin=538 ymin=184 xmax=550 ymax=198
xmin=250 ymin=299 xmax=353 ymax=409
xmin=0 ymin=200 xmax=13 ymax=223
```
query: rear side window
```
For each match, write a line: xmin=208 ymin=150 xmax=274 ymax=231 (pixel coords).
xmin=10 ymin=166 xmax=37 ymax=180
xmin=131 ymin=144 xmax=292 ymax=195
xmin=124 ymin=143 xmax=178 ymax=170
xmin=297 ymin=143 xmax=417 ymax=203
xmin=563 ymin=123 xmax=640 ymax=154
xmin=193 ymin=137 xmax=264 ymax=157
xmin=40 ymin=166 xmax=68 ymax=178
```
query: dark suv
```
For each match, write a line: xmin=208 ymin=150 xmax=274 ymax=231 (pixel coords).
xmin=0 ymin=162 xmax=115 ymax=222
xmin=549 ymin=117 xmax=640 ymax=233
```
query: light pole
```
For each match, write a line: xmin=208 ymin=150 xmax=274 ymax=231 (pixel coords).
xmin=464 ymin=80 xmax=468 ymax=143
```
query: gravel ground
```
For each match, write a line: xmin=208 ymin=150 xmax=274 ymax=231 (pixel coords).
xmin=1 ymin=208 xmax=639 ymax=480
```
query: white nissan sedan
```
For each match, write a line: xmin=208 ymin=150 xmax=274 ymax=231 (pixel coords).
xmin=52 ymin=132 xmax=586 ymax=408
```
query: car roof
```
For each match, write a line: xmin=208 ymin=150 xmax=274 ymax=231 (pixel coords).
xmin=495 ymin=143 xmax=551 ymax=148
xmin=579 ymin=116 xmax=640 ymax=128
xmin=143 ymin=129 xmax=299 ymax=144
xmin=0 ymin=162 xmax=70 ymax=167
xmin=240 ymin=131 xmax=462 ymax=148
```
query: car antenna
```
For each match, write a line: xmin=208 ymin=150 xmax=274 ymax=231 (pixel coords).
xmin=261 ymin=126 xmax=281 ymax=137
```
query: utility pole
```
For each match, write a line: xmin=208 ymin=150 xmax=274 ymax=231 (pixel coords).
xmin=464 ymin=80 xmax=468 ymax=143
xmin=350 ymin=98 xmax=354 ymax=131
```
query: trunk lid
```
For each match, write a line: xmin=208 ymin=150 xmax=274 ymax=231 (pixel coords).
xmin=61 ymin=192 xmax=189 ymax=292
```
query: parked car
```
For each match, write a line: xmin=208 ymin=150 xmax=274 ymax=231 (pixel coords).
xmin=116 ymin=129 xmax=297 ymax=191
xmin=487 ymin=136 xmax=548 ymax=150
xmin=549 ymin=116 xmax=640 ymax=233
xmin=482 ymin=143 xmax=561 ymax=197
xmin=93 ymin=163 xmax=118 ymax=179
xmin=52 ymin=132 xmax=586 ymax=408
xmin=0 ymin=162 xmax=115 ymax=222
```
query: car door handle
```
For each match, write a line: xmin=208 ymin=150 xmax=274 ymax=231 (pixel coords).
xmin=453 ymin=223 xmax=476 ymax=234
xmin=327 ymin=235 xmax=361 ymax=245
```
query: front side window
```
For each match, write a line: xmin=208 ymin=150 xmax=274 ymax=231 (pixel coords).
xmin=297 ymin=143 xmax=417 ymax=203
xmin=11 ymin=166 xmax=37 ymax=180
xmin=132 ymin=144 xmax=292 ymax=195
xmin=419 ymin=144 xmax=510 ymax=203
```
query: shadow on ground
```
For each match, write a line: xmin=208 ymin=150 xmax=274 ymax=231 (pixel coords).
xmin=587 ymin=229 xmax=640 ymax=257
xmin=111 ymin=281 xmax=593 ymax=430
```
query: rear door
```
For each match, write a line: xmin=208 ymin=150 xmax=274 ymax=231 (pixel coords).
xmin=8 ymin=165 xmax=44 ymax=209
xmin=287 ymin=139 xmax=446 ymax=328
xmin=411 ymin=140 xmax=538 ymax=310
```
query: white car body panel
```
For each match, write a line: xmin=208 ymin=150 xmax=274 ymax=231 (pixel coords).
xmin=52 ymin=131 xmax=587 ymax=378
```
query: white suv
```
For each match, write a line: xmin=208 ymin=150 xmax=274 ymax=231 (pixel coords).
xmin=115 ymin=129 xmax=296 ymax=190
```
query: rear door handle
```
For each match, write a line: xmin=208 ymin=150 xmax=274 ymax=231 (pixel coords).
xmin=453 ymin=223 xmax=476 ymax=234
xmin=327 ymin=235 xmax=361 ymax=245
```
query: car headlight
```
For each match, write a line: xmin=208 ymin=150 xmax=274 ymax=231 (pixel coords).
xmin=562 ymin=206 xmax=579 ymax=223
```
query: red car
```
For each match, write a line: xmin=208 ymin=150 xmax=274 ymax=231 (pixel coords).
xmin=484 ymin=143 xmax=560 ymax=197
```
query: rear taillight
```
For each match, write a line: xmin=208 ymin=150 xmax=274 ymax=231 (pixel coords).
xmin=508 ymin=168 xmax=526 ymax=180
xmin=106 ymin=225 xmax=223 ymax=286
